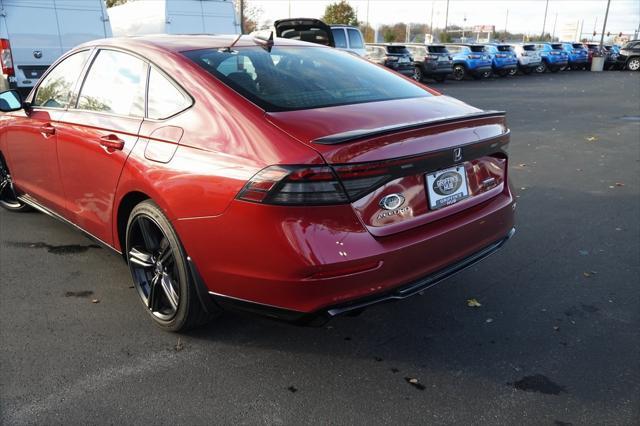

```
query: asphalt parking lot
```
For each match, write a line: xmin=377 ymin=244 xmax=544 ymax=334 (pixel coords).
xmin=1 ymin=70 xmax=639 ymax=425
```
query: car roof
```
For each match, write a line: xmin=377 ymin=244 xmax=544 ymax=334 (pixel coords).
xmin=75 ymin=34 xmax=317 ymax=53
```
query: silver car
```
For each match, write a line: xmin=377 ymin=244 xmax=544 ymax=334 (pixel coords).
xmin=510 ymin=43 xmax=542 ymax=74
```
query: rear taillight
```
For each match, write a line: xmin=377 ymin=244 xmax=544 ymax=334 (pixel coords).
xmin=468 ymin=54 xmax=481 ymax=59
xmin=385 ymin=56 xmax=399 ymax=62
xmin=0 ymin=39 xmax=14 ymax=76
xmin=237 ymin=165 xmax=349 ymax=205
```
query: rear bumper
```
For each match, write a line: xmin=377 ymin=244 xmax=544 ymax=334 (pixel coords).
xmin=212 ymin=227 xmax=516 ymax=324
xmin=176 ymin=183 xmax=516 ymax=315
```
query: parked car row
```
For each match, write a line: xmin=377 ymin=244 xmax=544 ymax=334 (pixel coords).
xmin=364 ymin=40 xmax=640 ymax=83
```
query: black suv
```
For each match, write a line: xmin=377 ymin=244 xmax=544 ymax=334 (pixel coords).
xmin=405 ymin=44 xmax=453 ymax=82
xmin=365 ymin=44 xmax=414 ymax=76
xmin=616 ymin=40 xmax=640 ymax=71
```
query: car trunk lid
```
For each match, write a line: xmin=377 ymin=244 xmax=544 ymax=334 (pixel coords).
xmin=266 ymin=95 xmax=509 ymax=236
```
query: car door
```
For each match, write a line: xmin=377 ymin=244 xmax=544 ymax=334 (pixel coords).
xmin=4 ymin=50 xmax=91 ymax=214
xmin=56 ymin=49 xmax=147 ymax=245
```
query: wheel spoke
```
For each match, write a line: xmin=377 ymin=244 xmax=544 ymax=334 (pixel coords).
xmin=0 ymin=179 xmax=8 ymax=196
xmin=147 ymin=273 xmax=161 ymax=311
xmin=129 ymin=247 xmax=155 ymax=268
xmin=138 ymin=217 xmax=159 ymax=251
xmin=159 ymin=273 xmax=179 ymax=311
xmin=157 ymin=239 xmax=174 ymax=266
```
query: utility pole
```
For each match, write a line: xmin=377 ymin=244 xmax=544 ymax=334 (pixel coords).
xmin=552 ymin=12 xmax=558 ymax=40
xmin=239 ymin=0 xmax=244 ymax=34
xmin=288 ymin=0 xmax=291 ymax=18
xmin=541 ymin=0 xmax=549 ymax=39
xmin=365 ymin=0 xmax=370 ymax=42
xmin=430 ymin=1 xmax=434 ymax=38
xmin=599 ymin=0 xmax=611 ymax=49
xmin=444 ymin=0 xmax=450 ymax=34
xmin=504 ymin=9 xmax=509 ymax=40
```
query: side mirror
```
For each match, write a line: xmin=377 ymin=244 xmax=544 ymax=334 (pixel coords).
xmin=0 ymin=90 xmax=24 ymax=112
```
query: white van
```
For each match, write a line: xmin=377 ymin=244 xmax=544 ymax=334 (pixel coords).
xmin=0 ymin=0 xmax=111 ymax=93
xmin=108 ymin=0 xmax=240 ymax=37
xmin=330 ymin=25 xmax=366 ymax=57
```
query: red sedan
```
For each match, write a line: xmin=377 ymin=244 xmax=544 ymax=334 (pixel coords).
xmin=0 ymin=35 xmax=515 ymax=331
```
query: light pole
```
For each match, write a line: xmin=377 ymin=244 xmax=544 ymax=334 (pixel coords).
xmin=365 ymin=0 xmax=370 ymax=42
xmin=552 ymin=12 xmax=558 ymax=40
xmin=541 ymin=0 xmax=549 ymax=39
xmin=599 ymin=0 xmax=611 ymax=49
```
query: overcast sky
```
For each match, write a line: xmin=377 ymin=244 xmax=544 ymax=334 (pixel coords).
xmin=250 ymin=0 xmax=640 ymax=36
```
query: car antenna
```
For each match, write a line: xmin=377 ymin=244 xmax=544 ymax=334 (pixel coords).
xmin=253 ymin=30 xmax=274 ymax=52
xmin=222 ymin=33 xmax=243 ymax=53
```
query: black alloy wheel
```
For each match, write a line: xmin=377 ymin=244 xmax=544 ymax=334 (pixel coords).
xmin=535 ymin=61 xmax=547 ymax=73
xmin=452 ymin=64 xmax=466 ymax=81
xmin=0 ymin=156 xmax=30 ymax=212
xmin=413 ymin=66 xmax=423 ymax=82
xmin=508 ymin=68 xmax=518 ymax=76
xmin=126 ymin=200 xmax=213 ymax=331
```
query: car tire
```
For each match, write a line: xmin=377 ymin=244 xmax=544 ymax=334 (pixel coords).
xmin=0 ymin=154 xmax=32 ymax=212
xmin=535 ymin=62 xmax=547 ymax=73
xmin=625 ymin=57 xmax=640 ymax=71
xmin=478 ymin=71 xmax=491 ymax=79
xmin=126 ymin=200 xmax=217 ymax=332
xmin=413 ymin=66 xmax=423 ymax=82
xmin=452 ymin=64 xmax=466 ymax=81
xmin=508 ymin=68 xmax=518 ymax=76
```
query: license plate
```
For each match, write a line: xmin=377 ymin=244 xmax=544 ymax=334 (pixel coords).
xmin=426 ymin=165 xmax=470 ymax=210
xmin=398 ymin=57 xmax=409 ymax=63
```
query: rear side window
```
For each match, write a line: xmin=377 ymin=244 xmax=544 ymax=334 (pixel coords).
xmin=572 ymin=43 xmax=584 ymax=49
xmin=33 ymin=51 xmax=90 ymax=109
xmin=347 ymin=29 xmax=364 ymax=49
xmin=77 ymin=50 xmax=147 ymax=117
xmin=147 ymin=68 xmax=191 ymax=120
xmin=332 ymin=28 xmax=347 ymax=48
xmin=497 ymin=45 xmax=512 ymax=52
xmin=470 ymin=46 xmax=485 ymax=53
xmin=523 ymin=45 xmax=536 ymax=51
xmin=551 ymin=44 xmax=563 ymax=49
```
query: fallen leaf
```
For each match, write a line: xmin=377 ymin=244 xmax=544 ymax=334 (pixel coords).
xmin=583 ymin=272 xmax=592 ymax=278
xmin=287 ymin=386 xmax=298 ymax=393
xmin=390 ymin=368 xmax=400 ymax=373
xmin=518 ymin=163 xmax=527 ymax=167
xmin=615 ymin=227 xmax=622 ymax=231
xmin=91 ymin=299 xmax=100 ymax=304
xmin=615 ymin=182 xmax=625 ymax=187
xmin=486 ymin=318 xmax=494 ymax=323
xmin=585 ymin=136 xmax=598 ymax=142
xmin=467 ymin=298 xmax=482 ymax=307
xmin=175 ymin=338 xmax=184 ymax=352
xmin=553 ymin=326 xmax=560 ymax=331
xmin=404 ymin=377 xmax=426 ymax=390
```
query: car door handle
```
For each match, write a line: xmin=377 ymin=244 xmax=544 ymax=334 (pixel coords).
xmin=40 ymin=124 xmax=56 ymax=137
xmin=99 ymin=134 xmax=125 ymax=151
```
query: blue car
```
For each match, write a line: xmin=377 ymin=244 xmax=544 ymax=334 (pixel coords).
xmin=483 ymin=44 xmax=518 ymax=76
xmin=444 ymin=44 xmax=493 ymax=80
xmin=560 ymin=42 xmax=589 ymax=70
xmin=533 ymin=43 xmax=569 ymax=73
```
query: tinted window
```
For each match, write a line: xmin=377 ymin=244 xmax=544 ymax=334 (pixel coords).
xmin=332 ymin=28 xmax=347 ymax=48
xmin=184 ymin=46 xmax=430 ymax=112
xmin=147 ymin=68 xmax=191 ymax=120
xmin=77 ymin=50 xmax=147 ymax=117
xmin=33 ymin=51 xmax=90 ymax=109
xmin=497 ymin=45 xmax=512 ymax=52
xmin=280 ymin=28 xmax=332 ymax=46
xmin=347 ymin=29 xmax=364 ymax=49
xmin=428 ymin=46 xmax=448 ymax=53
xmin=387 ymin=46 xmax=409 ymax=54
xmin=470 ymin=46 xmax=485 ymax=52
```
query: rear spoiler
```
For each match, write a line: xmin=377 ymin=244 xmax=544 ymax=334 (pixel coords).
xmin=313 ymin=110 xmax=506 ymax=145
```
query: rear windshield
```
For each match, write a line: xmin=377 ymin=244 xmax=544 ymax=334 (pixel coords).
xmin=183 ymin=46 xmax=430 ymax=112
xmin=522 ymin=45 xmax=536 ymax=51
xmin=427 ymin=45 xmax=448 ymax=53
xmin=550 ymin=43 xmax=563 ymax=49
xmin=386 ymin=46 xmax=409 ymax=54
xmin=469 ymin=46 xmax=485 ymax=52
xmin=496 ymin=45 xmax=512 ymax=52
xmin=572 ymin=43 xmax=585 ymax=48
xmin=279 ymin=28 xmax=332 ymax=46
